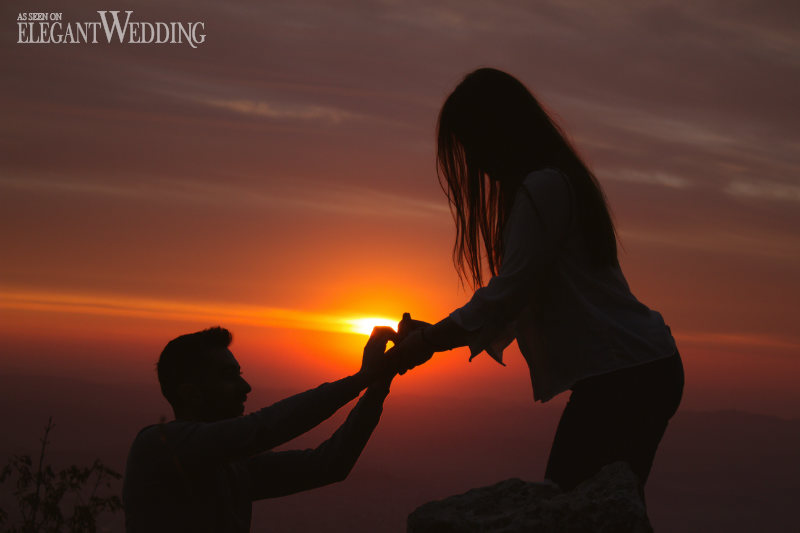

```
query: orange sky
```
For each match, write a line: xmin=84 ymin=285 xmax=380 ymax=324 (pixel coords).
xmin=1 ymin=0 xmax=799 ymax=419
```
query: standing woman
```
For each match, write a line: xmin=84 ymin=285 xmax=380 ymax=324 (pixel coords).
xmin=395 ymin=68 xmax=684 ymax=492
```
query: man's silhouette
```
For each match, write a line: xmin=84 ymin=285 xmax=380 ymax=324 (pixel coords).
xmin=123 ymin=326 xmax=398 ymax=533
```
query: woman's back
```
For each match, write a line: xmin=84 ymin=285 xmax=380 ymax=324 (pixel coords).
xmin=455 ymin=168 xmax=677 ymax=401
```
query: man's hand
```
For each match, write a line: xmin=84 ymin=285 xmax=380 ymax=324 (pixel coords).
xmin=358 ymin=326 xmax=398 ymax=383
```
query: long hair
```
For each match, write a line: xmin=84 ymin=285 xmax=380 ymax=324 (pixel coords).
xmin=436 ymin=68 xmax=618 ymax=289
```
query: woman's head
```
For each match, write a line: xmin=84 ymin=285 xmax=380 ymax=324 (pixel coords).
xmin=436 ymin=68 xmax=618 ymax=288
xmin=438 ymin=68 xmax=563 ymax=181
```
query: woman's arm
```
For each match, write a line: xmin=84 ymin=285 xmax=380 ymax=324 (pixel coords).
xmin=394 ymin=169 xmax=572 ymax=371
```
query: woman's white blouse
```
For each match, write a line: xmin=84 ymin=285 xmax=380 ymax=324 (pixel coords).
xmin=449 ymin=168 xmax=677 ymax=402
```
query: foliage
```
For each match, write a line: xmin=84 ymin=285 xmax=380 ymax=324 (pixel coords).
xmin=0 ymin=418 xmax=122 ymax=533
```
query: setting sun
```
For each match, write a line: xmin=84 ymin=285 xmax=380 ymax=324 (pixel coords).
xmin=348 ymin=317 xmax=398 ymax=336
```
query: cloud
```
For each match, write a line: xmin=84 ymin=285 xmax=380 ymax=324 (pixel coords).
xmin=0 ymin=288 xmax=381 ymax=336
xmin=620 ymin=228 xmax=800 ymax=261
xmin=724 ymin=180 xmax=800 ymax=203
xmin=0 ymin=173 xmax=449 ymax=219
xmin=0 ymin=175 xmax=152 ymax=199
xmin=197 ymin=97 xmax=364 ymax=124
xmin=552 ymin=94 xmax=741 ymax=150
xmin=603 ymin=169 xmax=692 ymax=189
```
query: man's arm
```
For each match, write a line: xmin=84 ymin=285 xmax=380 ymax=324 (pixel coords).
xmin=246 ymin=380 xmax=391 ymax=500
xmin=160 ymin=329 xmax=397 ymax=467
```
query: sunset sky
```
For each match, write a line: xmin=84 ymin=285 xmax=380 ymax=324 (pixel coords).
xmin=1 ymin=3 xmax=799 ymax=528
xmin=4 ymin=0 xmax=798 ymax=412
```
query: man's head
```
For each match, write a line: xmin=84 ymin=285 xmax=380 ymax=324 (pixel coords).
xmin=157 ymin=327 xmax=251 ymax=422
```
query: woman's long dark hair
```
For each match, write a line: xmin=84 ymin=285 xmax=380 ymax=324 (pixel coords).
xmin=436 ymin=68 xmax=618 ymax=289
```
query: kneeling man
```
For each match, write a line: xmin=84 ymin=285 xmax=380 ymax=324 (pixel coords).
xmin=123 ymin=325 xmax=398 ymax=532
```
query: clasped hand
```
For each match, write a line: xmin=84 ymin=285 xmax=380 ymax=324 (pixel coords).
xmin=357 ymin=313 xmax=436 ymax=386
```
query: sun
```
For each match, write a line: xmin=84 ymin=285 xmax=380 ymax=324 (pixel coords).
xmin=348 ymin=317 xmax=398 ymax=336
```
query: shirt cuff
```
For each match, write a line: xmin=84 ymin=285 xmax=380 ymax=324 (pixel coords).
xmin=467 ymin=321 xmax=515 ymax=365
xmin=443 ymin=314 xmax=513 ymax=366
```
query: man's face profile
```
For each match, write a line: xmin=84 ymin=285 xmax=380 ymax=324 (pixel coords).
xmin=187 ymin=347 xmax=252 ymax=422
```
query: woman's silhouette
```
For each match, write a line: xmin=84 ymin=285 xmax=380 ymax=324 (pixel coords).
xmin=395 ymin=68 xmax=684 ymax=493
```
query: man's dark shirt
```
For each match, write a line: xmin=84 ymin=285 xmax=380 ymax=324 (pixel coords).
xmin=123 ymin=376 xmax=388 ymax=532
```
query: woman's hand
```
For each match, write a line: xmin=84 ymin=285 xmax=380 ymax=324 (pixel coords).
xmin=391 ymin=328 xmax=436 ymax=375
xmin=397 ymin=312 xmax=432 ymax=342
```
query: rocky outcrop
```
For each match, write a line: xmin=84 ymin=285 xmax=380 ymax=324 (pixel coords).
xmin=407 ymin=462 xmax=651 ymax=533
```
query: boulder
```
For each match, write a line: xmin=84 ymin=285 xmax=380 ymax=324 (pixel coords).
xmin=407 ymin=462 xmax=651 ymax=533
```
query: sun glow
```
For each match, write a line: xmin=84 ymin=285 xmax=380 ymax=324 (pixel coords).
xmin=348 ymin=317 xmax=398 ymax=336
xmin=0 ymin=288 xmax=407 ymax=340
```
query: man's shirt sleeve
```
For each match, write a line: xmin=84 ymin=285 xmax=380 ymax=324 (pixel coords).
xmin=162 ymin=375 xmax=365 ymax=467
xmin=246 ymin=385 xmax=389 ymax=500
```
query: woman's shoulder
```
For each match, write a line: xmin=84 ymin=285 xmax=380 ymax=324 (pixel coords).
xmin=523 ymin=167 xmax=570 ymax=189
xmin=521 ymin=167 xmax=573 ymax=208
xmin=511 ymin=167 xmax=573 ymax=238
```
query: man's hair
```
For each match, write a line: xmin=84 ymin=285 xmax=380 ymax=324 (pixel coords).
xmin=157 ymin=326 xmax=232 ymax=405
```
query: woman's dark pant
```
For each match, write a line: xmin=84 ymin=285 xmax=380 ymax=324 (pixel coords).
xmin=544 ymin=352 xmax=684 ymax=492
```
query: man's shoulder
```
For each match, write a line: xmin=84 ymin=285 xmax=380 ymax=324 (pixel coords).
xmin=130 ymin=421 xmax=188 ymax=449
xmin=137 ymin=423 xmax=160 ymax=435
xmin=127 ymin=421 xmax=196 ymax=468
xmin=128 ymin=424 xmax=163 ymax=453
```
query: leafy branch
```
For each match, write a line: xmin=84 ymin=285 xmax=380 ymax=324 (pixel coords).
xmin=0 ymin=417 xmax=123 ymax=533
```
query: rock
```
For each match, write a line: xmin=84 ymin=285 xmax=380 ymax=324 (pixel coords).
xmin=407 ymin=462 xmax=652 ymax=533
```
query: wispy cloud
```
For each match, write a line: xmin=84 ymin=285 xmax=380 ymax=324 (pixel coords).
xmin=620 ymin=228 xmax=800 ymax=261
xmin=0 ymin=175 xmax=153 ymax=199
xmin=197 ymin=97 xmax=364 ymax=124
xmin=0 ymin=288 xmax=387 ymax=336
xmin=0 ymin=174 xmax=449 ymax=219
xmin=724 ymin=180 xmax=800 ymax=203
xmin=603 ymin=169 xmax=692 ymax=189
xmin=553 ymin=95 xmax=740 ymax=150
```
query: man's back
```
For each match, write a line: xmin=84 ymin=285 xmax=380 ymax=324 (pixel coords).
xmin=124 ymin=422 xmax=253 ymax=533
